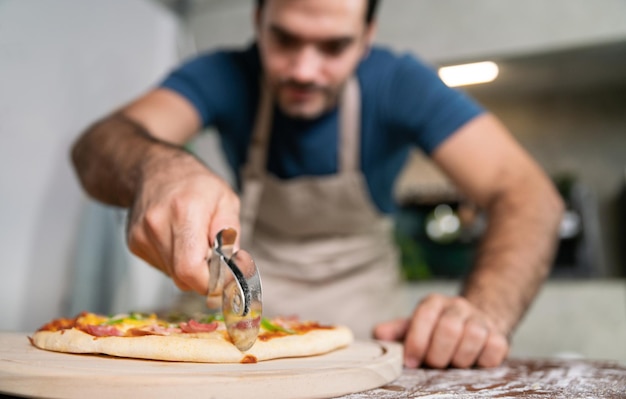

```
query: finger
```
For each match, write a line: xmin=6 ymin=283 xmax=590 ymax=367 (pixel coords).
xmin=132 ymin=234 xmax=193 ymax=292
xmin=205 ymin=295 xmax=222 ymax=309
xmin=171 ymin=214 xmax=211 ymax=295
xmin=127 ymin=219 xmax=194 ymax=290
xmin=450 ymin=316 xmax=489 ymax=368
xmin=424 ymin=300 xmax=470 ymax=369
xmin=136 ymin=204 xmax=179 ymax=274
xmin=208 ymin=193 xmax=241 ymax=249
xmin=403 ymin=294 xmax=446 ymax=368
xmin=373 ymin=318 xmax=410 ymax=341
xmin=476 ymin=332 xmax=509 ymax=368
xmin=127 ymin=211 xmax=160 ymax=268
xmin=129 ymin=223 xmax=191 ymax=291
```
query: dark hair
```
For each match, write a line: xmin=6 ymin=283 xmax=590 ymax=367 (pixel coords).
xmin=255 ymin=0 xmax=379 ymax=24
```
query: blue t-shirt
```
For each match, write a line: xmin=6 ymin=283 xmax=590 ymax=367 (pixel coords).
xmin=160 ymin=43 xmax=483 ymax=214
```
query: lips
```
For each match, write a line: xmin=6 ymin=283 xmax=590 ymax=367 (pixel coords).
xmin=283 ymin=85 xmax=319 ymax=102
xmin=275 ymin=81 xmax=331 ymax=117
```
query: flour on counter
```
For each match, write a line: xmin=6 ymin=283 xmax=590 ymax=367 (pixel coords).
xmin=340 ymin=359 xmax=626 ymax=398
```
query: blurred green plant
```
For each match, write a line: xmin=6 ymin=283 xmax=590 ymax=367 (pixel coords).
xmin=395 ymin=231 xmax=432 ymax=280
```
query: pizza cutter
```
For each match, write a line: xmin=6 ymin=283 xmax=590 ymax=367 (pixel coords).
xmin=207 ymin=228 xmax=262 ymax=351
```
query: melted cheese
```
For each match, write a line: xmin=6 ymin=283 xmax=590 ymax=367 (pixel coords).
xmin=78 ymin=313 xmax=108 ymax=326
xmin=78 ymin=312 xmax=166 ymax=334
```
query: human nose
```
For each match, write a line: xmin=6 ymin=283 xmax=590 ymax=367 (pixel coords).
xmin=289 ymin=46 xmax=321 ymax=83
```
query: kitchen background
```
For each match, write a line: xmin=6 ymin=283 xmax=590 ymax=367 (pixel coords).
xmin=1 ymin=0 xmax=625 ymax=361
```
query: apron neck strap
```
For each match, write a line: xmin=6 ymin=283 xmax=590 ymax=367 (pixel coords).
xmin=247 ymin=76 xmax=361 ymax=176
xmin=246 ymin=80 xmax=273 ymax=179
xmin=339 ymin=76 xmax=361 ymax=172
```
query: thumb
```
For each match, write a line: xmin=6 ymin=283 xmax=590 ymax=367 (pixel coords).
xmin=208 ymin=195 xmax=241 ymax=250
xmin=373 ymin=318 xmax=410 ymax=341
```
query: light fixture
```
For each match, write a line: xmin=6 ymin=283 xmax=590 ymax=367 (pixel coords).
xmin=438 ymin=61 xmax=499 ymax=87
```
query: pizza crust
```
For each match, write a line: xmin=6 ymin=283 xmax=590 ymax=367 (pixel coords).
xmin=248 ymin=327 xmax=354 ymax=361
xmin=30 ymin=326 xmax=354 ymax=363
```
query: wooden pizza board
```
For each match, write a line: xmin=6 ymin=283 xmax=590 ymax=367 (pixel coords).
xmin=0 ymin=332 xmax=402 ymax=399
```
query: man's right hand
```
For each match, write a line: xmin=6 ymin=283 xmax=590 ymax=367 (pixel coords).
xmin=126 ymin=151 xmax=241 ymax=295
xmin=72 ymin=89 xmax=237 ymax=296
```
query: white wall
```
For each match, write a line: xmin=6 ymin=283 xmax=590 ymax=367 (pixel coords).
xmin=0 ymin=0 xmax=182 ymax=331
xmin=376 ymin=0 xmax=626 ymax=62
xmin=183 ymin=0 xmax=626 ymax=61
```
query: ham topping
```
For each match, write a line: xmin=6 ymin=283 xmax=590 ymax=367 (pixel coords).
xmin=233 ymin=316 xmax=261 ymax=330
xmin=84 ymin=324 xmax=123 ymax=337
xmin=179 ymin=319 xmax=218 ymax=333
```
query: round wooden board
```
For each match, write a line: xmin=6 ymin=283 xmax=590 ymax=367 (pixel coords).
xmin=0 ymin=333 xmax=402 ymax=399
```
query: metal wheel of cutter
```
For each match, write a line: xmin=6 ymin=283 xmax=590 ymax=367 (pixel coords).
xmin=208 ymin=228 xmax=262 ymax=351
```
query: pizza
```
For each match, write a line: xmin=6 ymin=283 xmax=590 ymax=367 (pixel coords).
xmin=29 ymin=311 xmax=353 ymax=363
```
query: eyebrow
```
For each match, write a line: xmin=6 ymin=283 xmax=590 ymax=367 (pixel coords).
xmin=269 ymin=24 xmax=355 ymax=46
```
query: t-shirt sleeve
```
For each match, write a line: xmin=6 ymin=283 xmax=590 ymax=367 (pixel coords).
xmin=384 ymin=54 xmax=485 ymax=154
xmin=159 ymin=52 xmax=240 ymax=128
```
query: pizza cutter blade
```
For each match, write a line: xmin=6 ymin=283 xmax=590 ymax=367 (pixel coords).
xmin=208 ymin=228 xmax=262 ymax=351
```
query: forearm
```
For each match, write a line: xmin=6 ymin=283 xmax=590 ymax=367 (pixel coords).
xmin=71 ymin=113 xmax=193 ymax=207
xmin=461 ymin=177 xmax=564 ymax=336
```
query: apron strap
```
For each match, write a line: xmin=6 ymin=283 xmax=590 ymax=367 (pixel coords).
xmin=245 ymin=81 xmax=274 ymax=179
xmin=339 ymin=77 xmax=361 ymax=173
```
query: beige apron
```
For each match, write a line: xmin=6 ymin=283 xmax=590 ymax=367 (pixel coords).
xmin=239 ymin=77 xmax=405 ymax=339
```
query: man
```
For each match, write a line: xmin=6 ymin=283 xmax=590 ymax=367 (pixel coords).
xmin=71 ymin=0 xmax=564 ymax=369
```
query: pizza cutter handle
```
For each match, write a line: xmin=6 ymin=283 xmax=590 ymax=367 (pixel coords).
xmin=207 ymin=228 xmax=237 ymax=299
xmin=208 ymin=229 xmax=262 ymax=318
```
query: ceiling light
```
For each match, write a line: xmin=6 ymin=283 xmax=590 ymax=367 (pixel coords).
xmin=438 ymin=61 xmax=499 ymax=87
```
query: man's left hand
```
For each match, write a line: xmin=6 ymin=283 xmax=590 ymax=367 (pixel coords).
xmin=374 ymin=293 xmax=509 ymax=369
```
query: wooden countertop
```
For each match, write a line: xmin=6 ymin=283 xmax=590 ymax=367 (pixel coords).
xmin=338 ymin=358 xmax=626 ymax=398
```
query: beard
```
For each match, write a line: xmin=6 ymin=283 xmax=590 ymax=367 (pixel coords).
xmin=274 ymin=79 xmax=339 ymax=119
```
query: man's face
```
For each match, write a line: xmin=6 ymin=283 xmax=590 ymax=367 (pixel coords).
xmin=256 ymin=0 xmax=375 ymax=119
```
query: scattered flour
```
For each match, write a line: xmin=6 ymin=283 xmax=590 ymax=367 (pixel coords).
xmin=340 ymin=359 xmax=626 ymax=398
